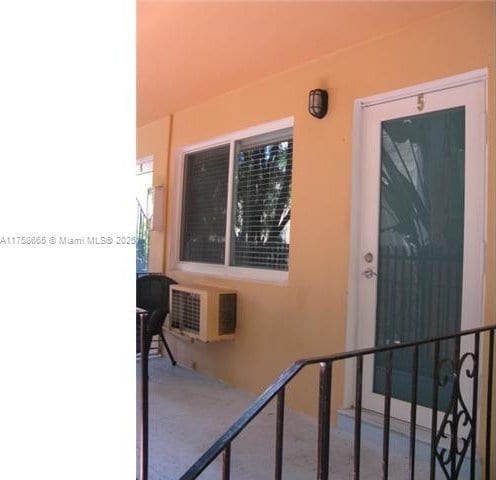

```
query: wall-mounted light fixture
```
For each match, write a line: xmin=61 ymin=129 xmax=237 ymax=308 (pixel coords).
xmin=308 ymin=89 xmax=328 ymax=119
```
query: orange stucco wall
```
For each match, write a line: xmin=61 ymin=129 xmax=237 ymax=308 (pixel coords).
xmin=138 ymin=2 xmax=495 ymax=470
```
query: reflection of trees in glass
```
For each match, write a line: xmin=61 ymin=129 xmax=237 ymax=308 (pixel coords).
xmin=380 ymin=107 xmax=465 ymax=250
xmin=232 ymin=138 xmax=292 ymax=270
xmin=374 ymin=108 xmax=466 ymax=406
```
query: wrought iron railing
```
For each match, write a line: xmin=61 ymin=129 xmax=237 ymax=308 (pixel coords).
xmin=168 ymin=324 xmax=495 ymax=480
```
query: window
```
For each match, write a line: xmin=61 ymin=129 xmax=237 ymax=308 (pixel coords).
xmin=173 ymin=118 xmax=294 ymax=281
xmin=181 ymin=144 xmax=230 ymax=264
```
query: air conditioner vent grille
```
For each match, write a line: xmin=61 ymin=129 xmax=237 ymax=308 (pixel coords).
xmin=171 ymin=290 xmax=200 ymax=334
xmin=219 ymin=293 xmax=236 ymax=335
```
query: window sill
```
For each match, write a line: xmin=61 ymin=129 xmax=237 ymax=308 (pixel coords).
xmin=170 ymin=261 xmax=289 ymax=286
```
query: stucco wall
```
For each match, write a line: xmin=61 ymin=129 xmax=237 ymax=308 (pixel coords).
xmin=139 ymin=2 xmax=495 ymax=469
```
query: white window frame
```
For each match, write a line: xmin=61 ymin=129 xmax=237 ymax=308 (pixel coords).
xmin=169 ymin=117 xmax=294 ymax=284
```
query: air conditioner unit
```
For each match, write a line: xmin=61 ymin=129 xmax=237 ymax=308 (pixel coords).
xmin=169 ymin=284 xmax=237 ymax=342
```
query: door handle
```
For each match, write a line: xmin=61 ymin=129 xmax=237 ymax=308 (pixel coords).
xmin=362 ymin=268 xmax=377 ymax=279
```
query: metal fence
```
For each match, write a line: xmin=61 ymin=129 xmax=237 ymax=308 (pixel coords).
xmin=169 ymin=325 xmax=495 ymax=480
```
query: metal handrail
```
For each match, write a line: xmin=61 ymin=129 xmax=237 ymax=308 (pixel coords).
xmin=178 ymin=324 xmax=496 ymax=480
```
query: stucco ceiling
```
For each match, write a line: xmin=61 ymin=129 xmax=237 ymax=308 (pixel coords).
xmin=137 ymin=1 xmax=463 ymax=127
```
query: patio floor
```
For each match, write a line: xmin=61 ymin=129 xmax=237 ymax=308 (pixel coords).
xmin=137 ymin=358 xmax=432 ymax=480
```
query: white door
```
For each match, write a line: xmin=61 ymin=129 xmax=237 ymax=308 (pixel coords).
xmin=356 ymin=79 xmax=486 ymax=427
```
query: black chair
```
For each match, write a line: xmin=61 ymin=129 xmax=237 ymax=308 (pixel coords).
xmin=136 ymin=274 xmax=177 ymax=365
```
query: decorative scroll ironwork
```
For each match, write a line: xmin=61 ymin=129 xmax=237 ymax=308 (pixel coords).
xmin=434 ymin=350 xmax=478 ymax=479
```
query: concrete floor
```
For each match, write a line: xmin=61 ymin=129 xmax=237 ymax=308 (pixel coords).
xmin=137 ymin=358 xmax=433 ymax=480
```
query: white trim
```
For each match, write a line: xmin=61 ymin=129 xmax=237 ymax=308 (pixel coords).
xmin=169 ymin=117 xmax=294 ymax=284
xmin=224 ymin=139 xmax=235 ymax=267
xmin=181 ymin=117 xmax=294 ymax=154
xmin=172 ymin=262 xmax=288 ymax=285
xmin=343 ymin=99 xmax=364 ymax=408
xmin=358 ymin=69 xmax=488 ymax=108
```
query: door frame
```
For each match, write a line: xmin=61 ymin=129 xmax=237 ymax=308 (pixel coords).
xmin=344 ymin=69 xmax=488 ymax=414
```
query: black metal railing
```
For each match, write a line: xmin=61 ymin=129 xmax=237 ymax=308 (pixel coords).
xmin=169 ymin=324 xmax=495 ymax=480
xmin=138 ymin=310 xmax=149 ymax=480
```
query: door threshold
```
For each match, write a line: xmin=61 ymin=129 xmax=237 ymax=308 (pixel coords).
xmin=339 ymin=408 xmax=430 ymax=440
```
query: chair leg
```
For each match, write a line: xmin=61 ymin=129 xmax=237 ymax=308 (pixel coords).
xmin=144 ymin=335 xmax=153 ymax=358
xmin=159 ymin=330 xmax=177 ymax=366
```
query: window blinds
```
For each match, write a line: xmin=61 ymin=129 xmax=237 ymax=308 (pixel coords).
xmin=180 ymin=144 xmax=229 ymax=264
xmin=231 ymin=128 xmax=293 ymax=270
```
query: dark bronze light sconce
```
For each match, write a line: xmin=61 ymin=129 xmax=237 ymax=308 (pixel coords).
xmin=308 ymin=89 xmax=328 ymax=119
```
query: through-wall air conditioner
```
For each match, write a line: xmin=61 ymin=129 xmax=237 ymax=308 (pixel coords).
xmin=168 ymin=285 xmax=237 ymax=342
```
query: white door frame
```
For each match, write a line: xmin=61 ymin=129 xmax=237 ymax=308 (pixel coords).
xmin=344 ymin=69 xmax=488 ymax=414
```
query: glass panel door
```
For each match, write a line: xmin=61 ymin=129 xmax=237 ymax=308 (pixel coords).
xmin=357 ymin=79 xmax=485 ymax=427
xmin=373 ymin=107 xmax=465 ymax=410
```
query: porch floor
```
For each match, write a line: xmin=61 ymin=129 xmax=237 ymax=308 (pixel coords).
xmin=137 ymin=358 xmax=432 ymax=480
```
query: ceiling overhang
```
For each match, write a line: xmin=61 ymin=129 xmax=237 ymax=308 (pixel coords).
xmin=137 ymin=1 xmax=463 ymax=127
